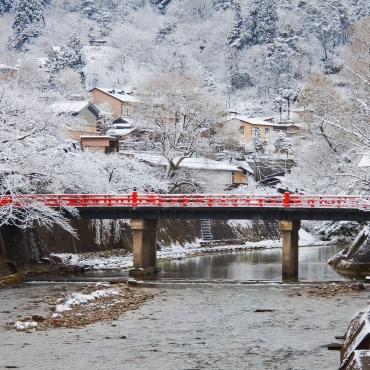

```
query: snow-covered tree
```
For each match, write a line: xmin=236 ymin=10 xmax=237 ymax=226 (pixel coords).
xmin=352 ymin=0 xmax=370 ymax=20
xmin=136 ymin=75 xmax=222 ymax=183
xmin=227 ymin=1 xmax=246 ymax=49
xmin=273 ymin=132 xmax=293 ymax=154
xmin=0 ymin=82 xmax=76 ymax=233
xmin=155 ymin=22 xmax=176 ymax=43
xmin=252 ymin=129 xmax=264 ymax=154
xmin=46 ymin=34 xmax=86 ymax=86
xmin=150 ymin=0 xmax=172 ymax=13
xmin=81 ymin=0 xmax=97 ymax=19
xmin=291 ymin=18 xmax=370 ymax=194
xmin=273 ymin=95 xmax=285 ymax=122
xmin=0 ymin=82 xmax=167 ymax=233
xmin=244 ymin=0 xmax=278 ymax=46
xmin=10 ymin=0 xmax=45 ymax=51
xmin=0 ymin=0 xmax=12 ymax=14
xmin=279 ymin=87 xmax=298 ymax=120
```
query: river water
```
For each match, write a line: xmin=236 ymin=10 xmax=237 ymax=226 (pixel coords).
xmin=159 ymin=244 xmax=348 ymax=282
xmin=1 ymin=244 xmax=367 ymax=370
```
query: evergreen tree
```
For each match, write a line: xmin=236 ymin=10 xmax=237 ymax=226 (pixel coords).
xmin=213 ymin=0 xmax=234 ymax=10
xmin=46 ymin=34 xmax=86 ymax=85
xmin=64 ymin=35 xmax=85 ymax=72
xmin=96 ymin=11 xmax=113 ymax=37
xmin=81 ymin=0 xmax=97 ymax=19
xmin=252 ymin=129 xmax=265 ymax=154
xmin=227 ymin=1 xmax=247 ymax=49
xmin=274 ymin=132 xmax=293 ymax=154
xmin=150 ymin=0 xmax=172 ymax=13
xmin=0 ymin=0 xmax=12 ymax=15
xmin=352 ymin=0 xmax=370 ymax=20
xmin=245 ymin=0 xmax=278 ymax=46
xmin=10 ymin=0 xmax=45 ymax=51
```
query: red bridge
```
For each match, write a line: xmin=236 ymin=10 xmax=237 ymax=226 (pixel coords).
xmin=1 ymin=192 xmax=369 ymax=221
xmin=1 ymin=192 xmax=369 ymax=281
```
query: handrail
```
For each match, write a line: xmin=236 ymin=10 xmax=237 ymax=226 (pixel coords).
xmin=0 ymin=192 xmax=369 ymax=210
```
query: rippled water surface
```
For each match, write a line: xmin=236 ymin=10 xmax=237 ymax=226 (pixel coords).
xmin=1 ymin=282 xmax=368 ymax=370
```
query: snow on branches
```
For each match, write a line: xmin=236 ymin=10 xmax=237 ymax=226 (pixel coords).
xmin=0 ymin=83 xmax=167 ymax=233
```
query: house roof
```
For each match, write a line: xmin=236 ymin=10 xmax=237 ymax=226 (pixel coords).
xmin=90 ymin=87 xmax=139 ymax=103
xmin=234 ymin=161 xmax=254 ymax=174
xmin=110 ymin=128 xmax=137 ymax=136
xmin=80 ymin=135 xmax=118 ymax=141
xmin=234 ymin=116 xmax=277 ymax=127
xmin=122 ymin=152 xmax=242 ymax=172
xmin=0 ymin=64 xmax=19 ymax=71
xmin=230 ymin=115 xmax=299 ymax=128
xmin=358 ymin=154 xmax=370 ymax=167
xmin=51 ymin=101 xmax=98 ymax=115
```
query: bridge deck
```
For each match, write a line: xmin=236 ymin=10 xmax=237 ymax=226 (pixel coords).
xmin=1 ymin=193 xmax=369 ymax=221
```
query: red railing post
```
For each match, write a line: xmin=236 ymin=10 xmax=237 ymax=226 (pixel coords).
xmin=283 ymin=192 xmax=291 ymax=208
xmin=132 ymin=188 xmax=138 ymax=207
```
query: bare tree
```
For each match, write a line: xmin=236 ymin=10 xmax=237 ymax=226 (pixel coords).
xmin=135 ymin=74 xmax=223 ymax=181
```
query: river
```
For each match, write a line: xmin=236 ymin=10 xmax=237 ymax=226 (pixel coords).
xmin=0 ymin=244 xmax=367 ymax=370
xmin=159 ymin=244 xmax=347 ymax=282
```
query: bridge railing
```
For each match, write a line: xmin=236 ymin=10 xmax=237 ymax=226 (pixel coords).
xmin=0 ymin=193 xmax=369 ymax=210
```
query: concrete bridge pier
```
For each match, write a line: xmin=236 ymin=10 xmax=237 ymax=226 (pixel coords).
xmin=129 ymin=219 xmax=160 ymax=278
xmin=280 ymin=220 xmax=301 ymax=282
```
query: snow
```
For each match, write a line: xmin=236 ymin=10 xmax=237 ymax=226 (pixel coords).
xmin=14 ymin=321 xmax=38 ymax=331
xmin=51 ymin=101 xmax=92 ymax=115
xmin=80 ymin=135 xmax=117 ymax=140
xmin=55 ymin=288 xmax=120 ymax=313
xmin=122 ymin=152 xmax=242 ymax=172
xmin=107 ymin=128 xmax=136 ymax=136
xmin=358 ymin=154 xmax=370 ymax=168
xmin=0 ymin=64 xmax=18 ymax=70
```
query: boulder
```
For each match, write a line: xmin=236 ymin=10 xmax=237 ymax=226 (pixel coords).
xmin=329 ymin=226 xmax=370 ymax=277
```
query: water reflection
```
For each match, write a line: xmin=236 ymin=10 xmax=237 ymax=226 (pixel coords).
xmin=159 ymin=244 xmax=348 ymax=282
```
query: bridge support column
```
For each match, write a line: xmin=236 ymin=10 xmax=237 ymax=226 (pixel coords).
xmin=129 ymin=219 xmax=160 ymax=278
xmin=280 ymin=220 xmax=301 ymax=282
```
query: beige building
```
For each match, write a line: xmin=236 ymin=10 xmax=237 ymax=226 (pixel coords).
xmin=80 ymin=135 xmax=119 ymax=154
xmin=90 ymin=87 xmax=139 ymax=119
xmin=228 ymin=116 xmax=300 ymax=143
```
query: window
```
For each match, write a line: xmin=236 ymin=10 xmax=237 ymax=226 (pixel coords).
xmin=239 ymin=127 xmax=244 ymax=134
xmin=265 ymin=128 xmax=270 ymax=134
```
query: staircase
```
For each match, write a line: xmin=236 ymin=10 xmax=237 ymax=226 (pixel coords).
xmin=200 ymin=219 xmax=213 ymax=241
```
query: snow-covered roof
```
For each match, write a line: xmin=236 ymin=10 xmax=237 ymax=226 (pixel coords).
xmin=0 ymin=64 xmax=19 ymax=70
xmin=235 ymin=161 xmax=254 ymax=174
xmin=123 ymin=152 xmax=242 ymax=172
xmin=108 ymin=128 xmax=137 ymax=136
xmin=51 ymin=101 xmax=97 ymax=115
xmin=358 ymin=154 xmax=370 ymax=168
xmin=234 ymin=116 xmax=278 ymax=126
xmin=91 ymin=87 xmax=139 ymax=103
xmin=80 ymin=135 xmax=118 ymax=140
xmin=229 ymin=115 xmax=299 ymax=128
